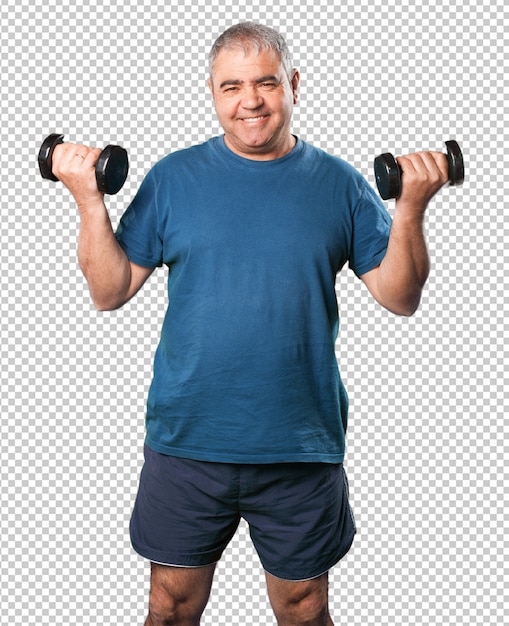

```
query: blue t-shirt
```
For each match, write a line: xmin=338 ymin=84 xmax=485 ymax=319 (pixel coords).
xmin=115 ymin=136 xmax=391 ymax=463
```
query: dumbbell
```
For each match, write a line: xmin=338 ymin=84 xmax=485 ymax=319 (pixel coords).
xmin=38 ymin=133 xmax=129 ymax=195
xmin=374 ymin=140 xmax=464 ymax=200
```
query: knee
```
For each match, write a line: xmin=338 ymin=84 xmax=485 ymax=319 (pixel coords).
xmin=145 ymin=563 xmax=214 ymax=626
xmin=145 ymin=589 xmax=178 ymax=625
xmin=146 ymin=588 xmax=202 ymax=626
xmin=272 ymin=586 xmax=331 ymax=626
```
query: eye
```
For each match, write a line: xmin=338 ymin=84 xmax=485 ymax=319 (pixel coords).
xmin=221 ymin=86 xmax=239 ymax=95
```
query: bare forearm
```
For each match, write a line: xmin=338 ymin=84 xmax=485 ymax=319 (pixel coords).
xmin=362 ymin=150 xmax=449 ymax=316
xmin=376 ymin=210 xmax=430 ymax=315
xmin=77 ymin=200 xmax=132 ymax=310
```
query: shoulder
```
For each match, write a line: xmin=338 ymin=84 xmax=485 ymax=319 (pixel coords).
xmin=138 ymin=139 xmax=221 ymax=193
xmin=152 ymin=138 xmax=217 ymax=171
xmin=300 ymin=140 xmax=366 ymax=181
xmin=298 ymin=139 xmax=374 ymax=201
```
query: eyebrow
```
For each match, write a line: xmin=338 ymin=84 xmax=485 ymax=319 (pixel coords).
xmin=219 ymin=75 xmax=280 ymax=89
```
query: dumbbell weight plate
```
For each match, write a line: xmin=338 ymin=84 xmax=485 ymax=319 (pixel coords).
xmin=95 ymin=145 xmax=129 ymax=195
xmin=374 ymin=152 xmax=401 ymax=201
xmin=445 ymin=140 xmax=464 ymax=186
xmin=38 ymin=133 xmax=64 ymax=182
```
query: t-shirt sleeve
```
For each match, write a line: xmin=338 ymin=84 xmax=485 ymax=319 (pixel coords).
xmin=348 ymin=179 xmax=392 ymax=277
xmin=115 ymin=166 xmax=164 ymax=268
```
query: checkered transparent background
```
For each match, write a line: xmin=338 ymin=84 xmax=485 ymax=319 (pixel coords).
xmin=1 ymin=0 xmax=507 ymax=624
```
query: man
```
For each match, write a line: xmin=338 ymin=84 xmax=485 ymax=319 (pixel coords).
xmin=52 ymin=22 xmax=448 ymax=626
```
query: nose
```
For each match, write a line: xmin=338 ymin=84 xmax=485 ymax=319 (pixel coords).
xmin=240 ymin=86 xmax=264 ymax=109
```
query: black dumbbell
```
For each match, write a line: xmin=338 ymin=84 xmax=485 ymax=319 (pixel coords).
xmin=374 ymin=140 xmax=464 ymax=200
xmin=38 ymin=133 xmax=129 ymax=195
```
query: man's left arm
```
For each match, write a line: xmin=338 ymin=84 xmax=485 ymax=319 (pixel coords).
xmin=361 ymin=151 xmax=449 ymax=316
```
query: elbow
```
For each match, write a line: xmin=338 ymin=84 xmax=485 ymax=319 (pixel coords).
xmin=91 ymin=294 xmax=128 ymax=311
xmin=397 ymin=304 xmax=420 ymax=317
xmin=389 ymin=293 xmax=422 ymax=317
xmin=377 ymin=289 xmax=422 ymax=317
xmin=365 ymin=262 xmax=428 ymax=318
xmin=79 ymin=262 xmax=131 ymax=311
xmin=93 ymin=301 xmax=121 ymax=312
xmin=87 ymin=285 xmax=129 ymax=311
xmin=382 ymin=304 xmax=419 ymax=317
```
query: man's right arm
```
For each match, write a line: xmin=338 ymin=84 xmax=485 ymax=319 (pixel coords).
xmin=52 ymin=142 xmax=154 ymax=310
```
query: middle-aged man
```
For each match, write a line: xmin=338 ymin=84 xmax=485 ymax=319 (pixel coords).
xmin=51 ymin=22 xmax=450 ymax=626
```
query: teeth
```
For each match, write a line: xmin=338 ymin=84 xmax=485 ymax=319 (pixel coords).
xmin=243 ymin=116 xmax=266 ymax=122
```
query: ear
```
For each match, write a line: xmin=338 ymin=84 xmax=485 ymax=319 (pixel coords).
xmin=291 ymin=69 xmax=300 ymax=105
xmin=207 ymin=77 xmax=214 ymax=97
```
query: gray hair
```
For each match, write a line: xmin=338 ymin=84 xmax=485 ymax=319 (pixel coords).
xmin=208 ymin=22 xmax=294 ymax=80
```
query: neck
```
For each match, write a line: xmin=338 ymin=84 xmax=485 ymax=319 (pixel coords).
xmin=224 ymin=134 xmax=297 ymax=161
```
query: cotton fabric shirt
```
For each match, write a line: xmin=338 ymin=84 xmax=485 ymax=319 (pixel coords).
xmin=115 ymin=136 xmax=392 ymax=463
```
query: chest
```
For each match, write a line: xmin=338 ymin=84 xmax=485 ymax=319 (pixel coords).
xmin=161 ymin=167 xmax=352 ymax=279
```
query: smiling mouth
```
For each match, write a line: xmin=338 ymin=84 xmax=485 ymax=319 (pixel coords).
xmin=240 ymin=115 xmax=269 ymax=123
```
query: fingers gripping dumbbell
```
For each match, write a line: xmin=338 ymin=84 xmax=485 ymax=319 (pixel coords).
xmin=38 ymin=133 xmax=129 ymax=195
xmin=374 ymin=140 xmax=464 ymax=200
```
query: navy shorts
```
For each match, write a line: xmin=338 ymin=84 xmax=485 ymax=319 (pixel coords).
xmin=130 ymin=445 xmax=356 ymax=581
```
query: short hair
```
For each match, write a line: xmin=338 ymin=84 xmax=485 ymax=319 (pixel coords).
xmin=209 ymin=22 xmax=294 ymax=80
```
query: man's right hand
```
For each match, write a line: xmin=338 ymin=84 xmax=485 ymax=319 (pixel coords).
xmin=51 ymin=142 xmax=104 ymax=212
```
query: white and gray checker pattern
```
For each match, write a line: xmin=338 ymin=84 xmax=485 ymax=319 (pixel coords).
xmin=1 ymin=0 xmax=507 ymax=624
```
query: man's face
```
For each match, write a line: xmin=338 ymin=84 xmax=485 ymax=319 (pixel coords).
xmin=208 ymin=47 xmax=300 ymax=160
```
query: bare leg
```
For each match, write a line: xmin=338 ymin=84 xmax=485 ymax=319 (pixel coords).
xmin=144 ymin=562 xmax=216 ymax=626
xmin=265 ymin=571 xmax=334 ymax=626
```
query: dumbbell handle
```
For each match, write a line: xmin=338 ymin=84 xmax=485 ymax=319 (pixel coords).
xmin=374 ymin=140 xmax=464 ymax=200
